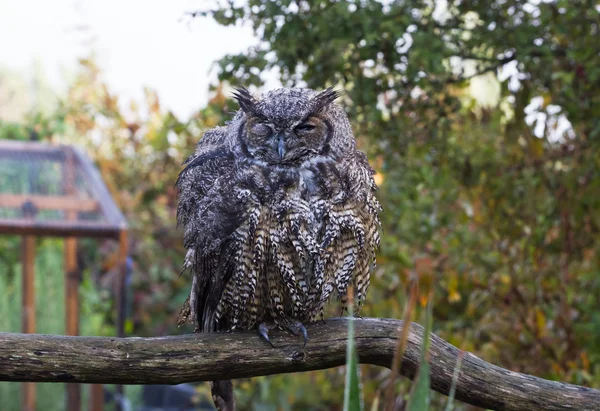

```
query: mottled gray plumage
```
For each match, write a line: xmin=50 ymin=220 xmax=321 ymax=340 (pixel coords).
xmin=177 ymin=87 xmax=381 ymax=411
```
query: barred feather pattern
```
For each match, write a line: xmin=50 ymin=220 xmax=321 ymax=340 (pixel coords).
xmin=177 ymin=87 xmax=381 ymax=411
xmin=176 ymin=90 xmax=382 ymax=411
xmin=191 ymin=182 xmax=379 ymax=330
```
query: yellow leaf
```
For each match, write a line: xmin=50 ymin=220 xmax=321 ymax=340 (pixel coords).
xmin=415 ymin=257 xmax=434 ymax=306
xmin=581 ymin=351 xmax=590 ymax=371
xmin=531 ymin=137 xmax=544 ymax=158
xmin=373 ymin=172 xmax=384 ymax=186
xmin=535 ymin=308 xmax=547 ymax=337
xmin=552 ymin=363 xmax=562 ymax=375
xmin=125 ymin=319 xmax=134 ymax=334
xmin=448 ymin=290 xmax=461 ymax=303
xmin=446 ymin=270 xmax=461 ymax=303
xmin=542 ymin=94 xmax=552 ymax=108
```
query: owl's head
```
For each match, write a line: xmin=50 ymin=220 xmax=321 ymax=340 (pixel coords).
xmin=233 ymin=87 xmax=344 ymax=165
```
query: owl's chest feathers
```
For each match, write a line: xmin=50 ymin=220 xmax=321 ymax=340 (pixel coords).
xmin=210 ymin=155 xmax=378 ymax=328
xmin=235 ymin=156 xmax=344 ymax=204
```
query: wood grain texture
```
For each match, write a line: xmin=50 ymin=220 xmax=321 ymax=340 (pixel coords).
xmin=1 ymin=318 xmax=598 ymax=411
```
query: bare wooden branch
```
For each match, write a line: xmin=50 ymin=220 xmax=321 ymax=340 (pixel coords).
xmin=1 ymin=318 xmax=598 ymax=411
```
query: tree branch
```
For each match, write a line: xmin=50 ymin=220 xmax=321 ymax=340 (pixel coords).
xmin=1 ymin=318 xmax=598 ymax=411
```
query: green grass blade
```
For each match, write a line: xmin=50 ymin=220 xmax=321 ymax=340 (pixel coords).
xmin=343 ymin=291 xmax=364 ymax=411
xmin=444 ymin=350 xmax=465 ymax=411
xmin=406 ymin=299 xmax=433 ymax=411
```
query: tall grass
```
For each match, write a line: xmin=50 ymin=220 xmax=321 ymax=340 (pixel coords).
xmin=0 ymin=237 xmax=111 ymax=411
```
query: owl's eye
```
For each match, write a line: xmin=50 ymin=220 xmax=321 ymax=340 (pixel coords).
xmin=250 ymin=123 xmax=272 ymax=137
xmin=295 ymin=123 xmax=316 ymax=133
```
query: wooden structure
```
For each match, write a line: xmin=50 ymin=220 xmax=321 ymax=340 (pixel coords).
xmin=0 ymin=140 xmax=128 ymax=411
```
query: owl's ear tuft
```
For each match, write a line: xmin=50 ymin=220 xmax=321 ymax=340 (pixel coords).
xmin=310 ymin=87 xmax=340 ymax=114
xmin=233 ymin=87 xmax=260 ymax=116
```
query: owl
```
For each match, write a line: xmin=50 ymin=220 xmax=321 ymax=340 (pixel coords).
xmin=176 ymin=87 xmax=381 ymax=411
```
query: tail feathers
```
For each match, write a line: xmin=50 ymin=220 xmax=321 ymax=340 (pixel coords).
xmin=211 ymin=380 xmax=235 ymax=411
xmin=185 ymin=250 xmax=235 ymax=411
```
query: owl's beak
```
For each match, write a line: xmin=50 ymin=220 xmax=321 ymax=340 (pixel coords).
xmin=276 ymin=132 xmax=286 ymax=159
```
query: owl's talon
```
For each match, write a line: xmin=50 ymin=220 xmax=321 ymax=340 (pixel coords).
xmin=258 ymin=322 xmax=276 ymax=348
xmin=300 ymin=324 xmax=308 ymax=348
xmin=286 ymin=320 xmax=309 ymax=348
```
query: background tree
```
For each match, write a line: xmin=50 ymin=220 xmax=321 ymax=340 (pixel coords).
xmin=187 ymin=0 xmax=600 ymax=406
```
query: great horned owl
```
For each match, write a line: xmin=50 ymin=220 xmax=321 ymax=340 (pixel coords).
xmin=177 ymin=87 xmax=381 ymax=411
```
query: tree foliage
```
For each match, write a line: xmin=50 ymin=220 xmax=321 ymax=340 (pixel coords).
xmin=191 ymin=0 xmax=600 ymax=406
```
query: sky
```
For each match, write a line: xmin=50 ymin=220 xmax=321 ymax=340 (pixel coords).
xmin=0 ymin=0 xmax=258 ymax=120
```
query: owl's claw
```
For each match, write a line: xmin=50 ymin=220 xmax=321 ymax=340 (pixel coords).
xmin=259 ymin=320 xmax=309 ymax=348
xmin=285 ymin=320 xmax=308 ymax=348
xmin=258 ymin=322 xmax=276 ymax=348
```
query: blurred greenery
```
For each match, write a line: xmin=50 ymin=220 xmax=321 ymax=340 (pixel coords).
xmin=1 ymin=0 xmax=599 ymax=409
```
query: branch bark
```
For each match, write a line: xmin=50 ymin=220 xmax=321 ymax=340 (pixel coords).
xmin=1 ymin=318 xmax=598 ymax=411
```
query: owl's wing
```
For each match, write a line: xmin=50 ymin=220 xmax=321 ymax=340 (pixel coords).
xmin=177 ymin=127 xmax=241 ymax=332
xmin=177 ymin=126 xmax=231 ymax=226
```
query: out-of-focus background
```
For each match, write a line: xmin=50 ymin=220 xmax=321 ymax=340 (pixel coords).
xmin=1 ymin=0 xmax=599 ymax=410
